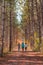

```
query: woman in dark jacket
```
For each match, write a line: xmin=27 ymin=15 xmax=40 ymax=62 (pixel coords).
xmin=18 ymin=43 xmax=20 ymax=51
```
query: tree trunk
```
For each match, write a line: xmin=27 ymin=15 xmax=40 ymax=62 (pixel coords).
xmin=1 ymin=0 xmax=5 ymax=57
xmin=35 ymin=0 xmax=41 ymax=51
xmin=41 ymin=0 xmax=43 ymax=25
xmin=9 ymin=1 xmax=12 ymax=52
xmin=30 ymin=0 xmax=34 ymax=48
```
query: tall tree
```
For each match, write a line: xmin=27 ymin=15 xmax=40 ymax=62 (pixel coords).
xmin=41 ymin=0 xmax=43 ymax=25
xmin=35 ymin=0 xmax=41 ymax=51
xmin=1 ymin=0 xmax=5 ymax=56
xmin=9 ymin=0 xmax=12 ymax=51
xmin=29 ymin=0 xmax=35 ymax=48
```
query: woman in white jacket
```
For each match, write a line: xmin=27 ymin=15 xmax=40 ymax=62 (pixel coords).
xmin=25 ymin=43 xmax=27 ymax=51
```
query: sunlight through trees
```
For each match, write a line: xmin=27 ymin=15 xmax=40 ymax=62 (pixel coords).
xmin=0 ymin=0 xmax=43 ymax=56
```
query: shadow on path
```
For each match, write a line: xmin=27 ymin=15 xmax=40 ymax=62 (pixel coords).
xmin=0 ymin=52 xmax=43 ymax=65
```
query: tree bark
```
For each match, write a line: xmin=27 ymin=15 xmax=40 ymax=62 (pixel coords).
xmin=1 ymin=0 xmax=5 ymax=57
xmin=35 ymin=0 xmax=41 ymax=51
xmin=9 ymin=1 xmax=12 ymax=52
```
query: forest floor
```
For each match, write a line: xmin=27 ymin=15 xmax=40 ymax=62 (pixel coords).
xmin=0 ymin=51 xmax=43 ymax=65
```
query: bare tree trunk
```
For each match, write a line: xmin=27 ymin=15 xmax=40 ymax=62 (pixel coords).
xmin=1 ymin=0 xmax=5 ymax=57
xmin=39 ymin=0 xmax=43 ymax=52
xmin=41 ymin=0 xmax=43 ymax=25
xmin=30 ymin=0 xmax=34 ymax=49
xmin=25 ymin=28 xmax=27 ymax=43
xmin=9 ymin=1 xmax=12 ymax=52
xmin=27 ymin=0 xmax=31 ymax=45
xmin=35 ymin=0 xmax=41 ymax=51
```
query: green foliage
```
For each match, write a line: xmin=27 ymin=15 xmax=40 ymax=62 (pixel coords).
xmin=33 ymin=39 xmax=40 ymax=51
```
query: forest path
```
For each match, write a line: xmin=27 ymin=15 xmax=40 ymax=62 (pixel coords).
xmin=0 ymin=52 xmax=43 ymax=65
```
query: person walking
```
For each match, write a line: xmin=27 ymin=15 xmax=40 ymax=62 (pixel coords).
xmin=18 ymin=43 xmax=20 ymax=51
xmin=21 ymin=42 xmax=24 ymax=51
xmin=25 ymin=43 xmax=27 ymax=51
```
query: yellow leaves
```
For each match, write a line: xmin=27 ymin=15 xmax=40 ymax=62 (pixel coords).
xmin=23 ymin=15 xmax=28 ymax=20
xmin=24 ymin=6 xmax=28 ymax=12
xmin=34 ymin=32 xmax=39 ymax=43
xmin=22 ymin=5 xmax=29 ymax=15
xmin=34 ymin=32 xmax=37 ymax=37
